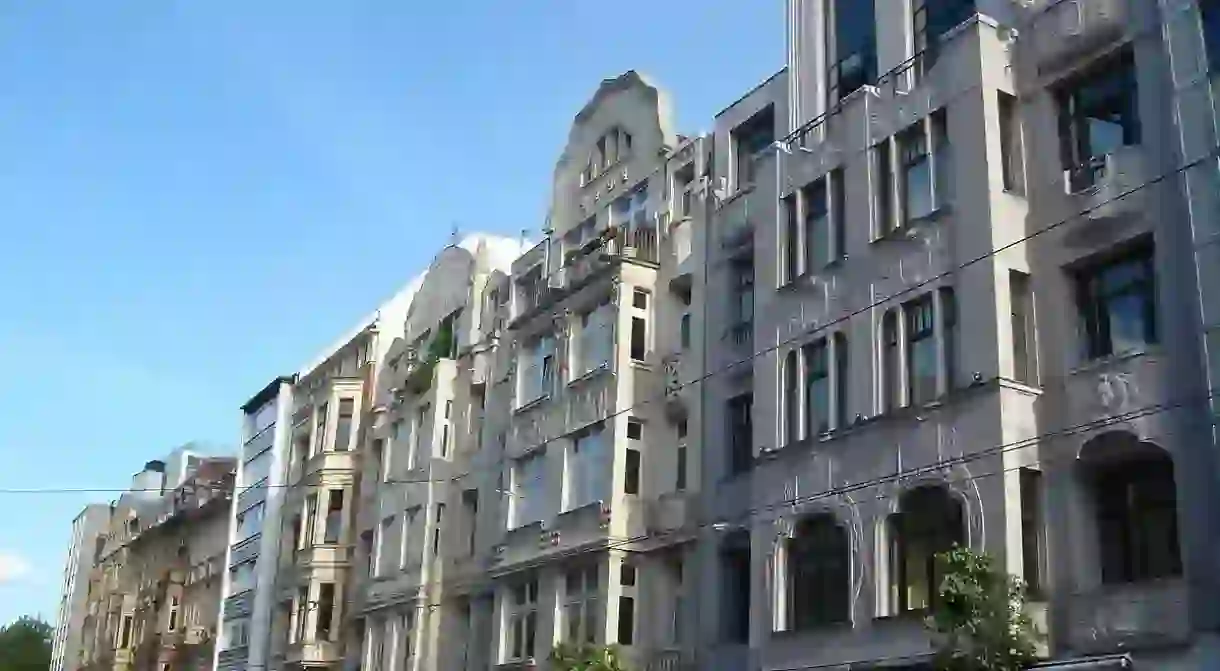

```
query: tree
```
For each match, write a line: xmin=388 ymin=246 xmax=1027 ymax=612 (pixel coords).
xmin=927 ymin=546 xmax=1041 ymax=671
xmin=549 ymin=643 xmax=628 ymax=671
xmin=0 ymin=615 xmax=53 ymax=671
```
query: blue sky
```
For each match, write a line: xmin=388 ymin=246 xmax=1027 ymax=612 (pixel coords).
xmin=0 ymin=1 xmax=781 ymax=624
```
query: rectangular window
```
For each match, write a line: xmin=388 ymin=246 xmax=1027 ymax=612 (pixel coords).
xmin=376 ymin=516 xmax=393 ymax=576
xmin=732 ymin=106 xmax=775 ymax=189
xmin=803 ymin=178 xmax=829 ymax=270
xmin=873 ymin=140 xmax=894 ymax=237
xmin=564 ymin=566 xmax=600 ymax=644
xmin=314 ymin=402 xmax=328 ymax=454
xmin=901 ymin=123 xmax=934 ymax=223
xmin=627 ymin=419 xmax=643 ymax=441
xmin=721 ymin=534 xmax=751 ymax=643
xmin=617 ymin=596 xmax=636 ymax=645
xmin=834 ymin=332 xmax=850 ymax=429
xmin=631 ymin=317 xmax=647 ymax=361
xmin=462 ymin=489 xmax=478 ymax=556
xmin=728 ymin=394 xmax=754 ymax=475
xmin=612 ymin=182 xmax=650 ymax=231
xmin=316 ymin=583 xmax=335 ymax=639
xmin=1020 ymin=468 xmax=1045 ymax=598
xmin=883 ymin=310 xmax=902 ymax=411
xmin=324 ymin=489 xmax=344 ymax=544
xmin=805 ymin=340 xmax=830 ymax=435
xmin=304 ymin=495 xmax=318 ymax=547
xmin=783 ymin=193 xmax=800 ymax=283
xmin=999 ymin=91 xmax=1025 ymax=194
xmin=830 ymin=168 xmax=846 ymax=262
xmin=295 ymin=588 xmax=309 ymax=643
xmin=625 ymin=449 xmax=641 ymax=495
xmin=119 ymin=615 xmax=132 ymax=648
xmin=432 ymin=503 xmax=445 ymax=557
xmin=1057 ymin=52 xmax=1140 ymax=191
xmin=633 ymin=288 xmax=648 ymax=309
xmin=400 ymin=610 xmax=416 ymax=670
xmin=1075 ymin=243 xmax=1157 ymax=360
xmin=400 ymin=506 xmax=420 ymax=570
xmin=566 ymin=428 xmax=609 ymax=510
xmin=507 ymin=578 xmax=539 ymax=662
xmin=829 ymin=0 xmax=877 ymax=101
xmin=511 ymin=452 xmax=546 ymax=528
xmin=1205 ymin=0 xmax=1220 ymax=70
xmin=906 ymin=296 xmax=938 ymax=405
xmin=676 ymin=443 xmax=687 ymax=492
xmin=1010 ymin=271 xmax=1036 ymax=384
xmin=940 ymin=286 xmax=958 ymax=390
xmin=334 ymin=398 xmax=354 ymax=451
xmin=168 ymin=596 xmax=179 ymax=632
xmin=680 ymin=313 xmax=691 ymax=349
xmin=730 ymin=259 xmax=755 ymax=340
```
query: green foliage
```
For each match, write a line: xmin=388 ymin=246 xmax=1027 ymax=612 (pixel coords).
xmin=0 ymin=615 xmax=53 ymax=671
xmin=549 ymin=643 xmax=628 ymax=671
xmin=928 ymin=546 xmax=1041 ymax=671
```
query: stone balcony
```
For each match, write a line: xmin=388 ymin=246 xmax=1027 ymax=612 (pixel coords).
xmin=1027 ymin=0 xmax=1129 ymax=76
xmin=286 ymin=640 xmax=342 ymax=666
xmin=1064 ymin=579 xmax=1190 ymax=655
xmin=508 ymin=374 xmax=615 ymax=457
xmin=1061 ymin=349 xmax=1171 ymax=440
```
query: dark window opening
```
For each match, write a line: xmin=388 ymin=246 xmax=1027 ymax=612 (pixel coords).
xmin=790 ymin=515 xmax=851 ymax=629
xmin=1074 ymin=243 xmax=1157 ymax=360
xmin=1057 ymin=52 xmax=1140 ymax=191
xmin=625 ymin=449 xmax=641 ymax=495
xmin=890 ymin=486 xmax=964 ymax=613
xmin=727 ymin=394 xmax=754 ymax=475
xmin=829 ymin=0 xmax=877 ymax=101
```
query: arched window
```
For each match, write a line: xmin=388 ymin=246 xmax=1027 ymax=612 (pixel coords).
xmin=805 ymin=340 xmax=830 ymax=436
xmin=783 ymin=350 xmax=801 ymax=446
xmin=890 ymin=486 xmax=963 ymax=612
xmin=789 ymin=515 xmax=851 ymax=628
xmin=1079 ymin=433 xmax=1181 ymax=584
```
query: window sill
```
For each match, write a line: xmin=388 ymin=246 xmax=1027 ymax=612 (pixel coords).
xmin=1068 ymin=345 xmax=1159 ymax=376
xmin=568 ymin=364 xmax=612 ymax=388
xmin=630 ymin=359 xmax=653 ymax=371
xmin=771 ymin=620 xmax=853 ymax=639
xmin=718 ymin=184 xmax=756 ymax=209
xmin=513 ymin=394 xmax=551 ymax=416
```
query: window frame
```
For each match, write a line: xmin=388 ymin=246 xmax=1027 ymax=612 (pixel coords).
xmin=1074 ymin=243 xmax=1157 ymax=360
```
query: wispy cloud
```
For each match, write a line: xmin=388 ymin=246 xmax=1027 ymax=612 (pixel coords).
xmin=0 ymin=552 xmax=31 ymax=584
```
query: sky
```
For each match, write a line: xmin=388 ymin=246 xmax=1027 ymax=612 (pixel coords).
xmin=0 ymin=1 xmax=782 ymax=624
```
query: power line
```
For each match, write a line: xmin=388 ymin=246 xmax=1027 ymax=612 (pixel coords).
xmin=40 ymin=16 xmax=1203 ymax=501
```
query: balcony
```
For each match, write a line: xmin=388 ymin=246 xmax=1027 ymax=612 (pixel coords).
xmin=295 ymin=544 xmax=353 ymax=571
xmin=717 ymin=191 xmax=754 ymax=253
xmin=228 ymin=535 xmax=260 ymax=567
xmin=303 ymin=450 xmax=357 ymax=479
xmin=286 ymin=640 xmax=342 ymax=666
xmin=1030 ymin=0 xmax=1128 ymax=74
xmin=668 ymin=218 xmax=695 ymax=291
xmin=223 ymin=590 xmax=254 ymax=621
xmin=644 ymin=649 xmax=697 ymax=671
xmin=1065 ymin=580 xmax=1190 ymax=654
xmin=235 ymin=480 xmax=267 ymax=513
xmin=1062 ymin=349 xmax=1168 ymax=438
xmin=644 ymin=492 xmax=697 ymax=536
xmin=1060 ymin=147 xmax=1148 ymax=232
xmin=508 ymin=373 xmax=615 ymax=455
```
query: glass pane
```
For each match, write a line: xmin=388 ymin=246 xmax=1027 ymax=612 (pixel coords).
xmin=905 ymin=158 xmax=934 ymax=220
xmin=910 ymin=338 xmax=938 ymax=404
xmin=1106 ymin=291 xmax=1151 ymax=353
xmin=808 ymin=378 xmax=830 ymax=435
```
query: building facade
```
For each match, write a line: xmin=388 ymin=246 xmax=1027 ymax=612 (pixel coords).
xmin=215 ymin=377 xmax=296 ymax=671
xmin=52 ymin=504 xmax=111 ymax=671
xmin=265 ymin=283 xmax=419 ymax=671
xmin=78 ymin=453 xmax=235 ymax=671
xmin=353 ymin=234 xmax=527 ymax=671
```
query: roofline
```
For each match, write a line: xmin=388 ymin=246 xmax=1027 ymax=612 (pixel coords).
xmin=714 ymin=66 xmax=788 ymax=119
xmin=240 ymin=375 xmax=296 ymax=414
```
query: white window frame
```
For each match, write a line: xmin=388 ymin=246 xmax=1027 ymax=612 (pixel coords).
xmin=563 ymin=566 xmax=601 ymax=644
xmin=504 ymin=578 xmax=539 ymax=663
xmin=564 ymin=428 xmax=609 ymax=512
xmin=510 ymin=451 xmax=547 ymax=529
